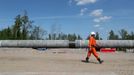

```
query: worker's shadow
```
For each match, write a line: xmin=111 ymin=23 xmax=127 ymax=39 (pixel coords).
xmin=81 ymin=60 xmax=98 ymax=64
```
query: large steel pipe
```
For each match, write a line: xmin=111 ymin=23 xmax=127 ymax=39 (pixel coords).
xmin=0 ymin=40 xmax=134 ymax=48
xmin=0 ymin=40 xmax=69 ymax=48
xmin=75 ymin=40 xmax=134 ymax=48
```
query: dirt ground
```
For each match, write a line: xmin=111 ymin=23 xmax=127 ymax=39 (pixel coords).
xmin=0 ymin=48 xmax=133 ymax=75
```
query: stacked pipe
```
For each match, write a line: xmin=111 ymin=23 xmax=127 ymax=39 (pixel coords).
xmin=0 ymin=40 xmax=134 ymax=48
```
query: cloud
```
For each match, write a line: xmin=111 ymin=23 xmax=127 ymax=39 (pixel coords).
xmin=73 ymin=0 xmax=97 ymax=5
xmin=90 ymin=9 xmax=112 ymax=29
xmin=69 ymin=0 xmax=73 ymax=6
xmin=94 ymin=24 xmax=100 ymax=27
xmin=99 ymin=16 xmax=112 ymax=21
xmin=90 ymin=9 xmax=103 ymax=17
xmin=93 ymin=18 xmax=101 ymax=22
xmin=80 ymin=8 xmax=88 ymax=16
xmin=90 ymin=9 xmax=112 ymax=23
xmin=93 ymin=16 xmax=112 ymax=23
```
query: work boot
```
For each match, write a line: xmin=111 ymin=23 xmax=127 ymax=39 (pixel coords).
xmin=98 ymin=58 xmax=104 ymax=64
xmin=85 ymin=57 xmax=89 ymax=62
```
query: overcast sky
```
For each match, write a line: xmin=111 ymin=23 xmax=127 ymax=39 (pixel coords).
xmin=0 ymin=0 xmax=134 ymax=39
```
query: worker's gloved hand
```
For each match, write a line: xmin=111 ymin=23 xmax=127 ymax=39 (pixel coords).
xmin=95 ymin=45 xmax=101 ymax=51
xmin=91 ymin=45 xmax=96 ymax=48
xmin=88 ymin=48 xmax=91 ymax=51
xmin=95 ymin=44 xmax=100 ymax=48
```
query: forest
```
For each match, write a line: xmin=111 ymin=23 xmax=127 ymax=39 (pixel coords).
xmin=0 ymin=12 xmax=134 ymax=41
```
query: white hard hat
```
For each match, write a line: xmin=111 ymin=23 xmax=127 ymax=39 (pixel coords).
xmin=91 ymin=32 xmax=96 ymax=35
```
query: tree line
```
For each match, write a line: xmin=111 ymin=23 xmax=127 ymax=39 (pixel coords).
xmin=108 ymin=29 xmax=134 ymax=40
xmin=47 ymin=33 xmax=82 ymax=41
xmin=0 ymin=12 xmax=82 ymax=41
xmin=0 ymin=11 xmax=45 ymax=40
xmin=0 ymin=12 xmax=134 ymax=40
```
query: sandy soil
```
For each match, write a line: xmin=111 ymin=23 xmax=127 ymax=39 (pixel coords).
xmin=0 ymin=48 xmax=133 ymax=75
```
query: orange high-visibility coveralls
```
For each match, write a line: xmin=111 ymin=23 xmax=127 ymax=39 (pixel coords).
xmin=87 ymin=36 xmax=99 ymax=60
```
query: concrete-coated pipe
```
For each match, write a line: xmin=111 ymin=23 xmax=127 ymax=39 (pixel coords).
xmin=0 ymin=40 xmax=134 ymax=48
xmin=0 ymin=40 xmax=69 ymax=48
xmin=75 ymin=40 xmax=134 ymax=48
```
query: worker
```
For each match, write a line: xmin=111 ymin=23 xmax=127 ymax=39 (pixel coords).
xmin=85 ymin=32 xmax=104 ymax=64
